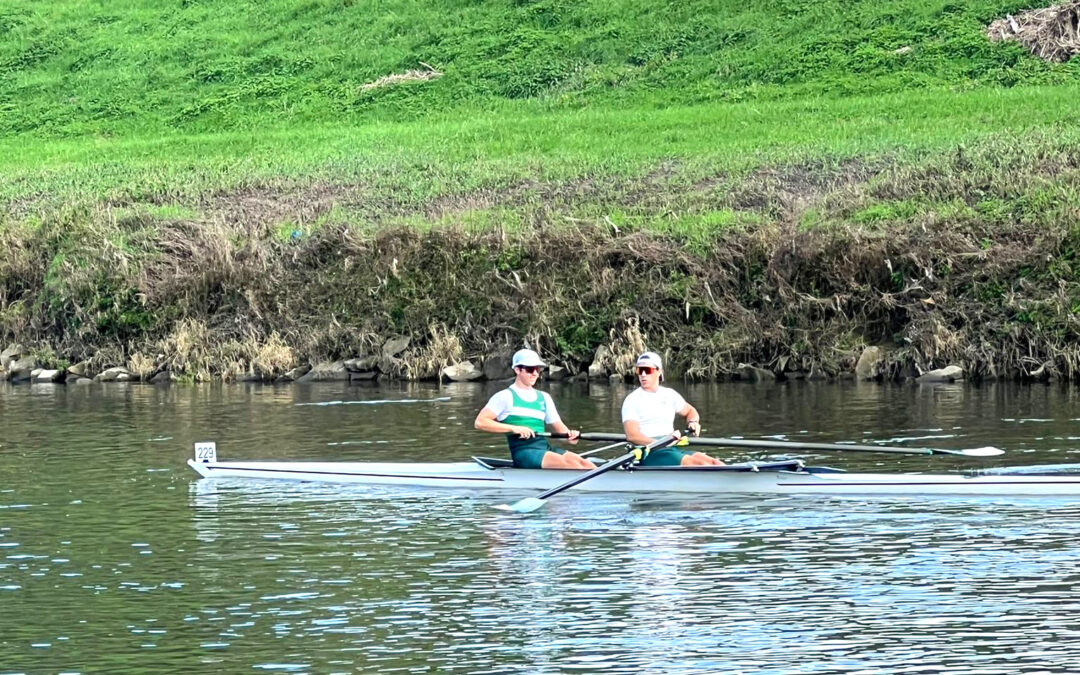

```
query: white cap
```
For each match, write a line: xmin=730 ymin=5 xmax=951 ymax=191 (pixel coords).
xmin=635 ymin=351 xmax=663 ymax=370
xmin=512 ymin=349 xmax=547 ymax=368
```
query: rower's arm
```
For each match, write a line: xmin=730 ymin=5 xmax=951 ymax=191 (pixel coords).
xmin=475 ymin=408 xmax=538 ymax=438
xmin=623 ymin=419 xmax=653 ymax=447
xmin=678 ymin=403 xmax=702 ymax=436
xmin=548 ymin=420 xmax=579 ymax=442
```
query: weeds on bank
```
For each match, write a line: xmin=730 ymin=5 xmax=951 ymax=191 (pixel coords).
xmin=3 ymin=132 xmax=1080 ymax=380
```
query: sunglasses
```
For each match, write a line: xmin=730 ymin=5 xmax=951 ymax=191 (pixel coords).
xmin=636 ymin=366 xmax=657 ymax=375
xmin=517 ymin=365 xmax=542 ymax=374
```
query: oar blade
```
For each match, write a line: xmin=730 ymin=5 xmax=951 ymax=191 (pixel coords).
xmin=961 ymin=446 xmax=1005 ymax=457
xmin=494 ymin=496 xmax=546 ymax=513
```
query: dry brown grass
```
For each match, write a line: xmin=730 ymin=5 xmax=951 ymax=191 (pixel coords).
xmin=359 ymin=64 xmax=442 ymax=91
xmin=127 ymin=352 xmax=157 ymax=380
xmin=251 ymin=332 xmax=295 ymax=380
xmin=402 ymin=323 xmax=464 ymax=380
xmin=158 ymin=318 xmax=215 ymax=381
xmin=987 ymin=2 xmax=1080 ymax=62
xmin=607 ymin=317 xmax=648 ymax=375
xmin=4 ymin=138 xmax=1080 ymax=382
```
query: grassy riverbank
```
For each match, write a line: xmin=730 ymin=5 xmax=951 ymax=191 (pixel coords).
xmin=1 ymin=0 xmax=1078 ymax=380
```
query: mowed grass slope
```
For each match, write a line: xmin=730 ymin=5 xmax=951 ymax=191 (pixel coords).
xmin=0 ymin=0 xmax=1076 ymax=210
xmin=1 ymin=0 xmax=1075 ymax=136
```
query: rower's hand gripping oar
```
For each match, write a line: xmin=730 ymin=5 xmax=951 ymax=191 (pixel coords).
xmin=495 ymin=435 xmax=678 ymax=514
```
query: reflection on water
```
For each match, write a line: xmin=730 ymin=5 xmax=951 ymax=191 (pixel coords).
xmin=3 ymin=380 xmax=1080 ymax=672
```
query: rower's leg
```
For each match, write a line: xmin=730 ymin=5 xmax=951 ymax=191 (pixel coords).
xmin=541 ymin=451 xmax=576 ymax=469
xmin=681 ymin=452 xmax=726 ymax=466
xmin=564 ymin=451 xmax=597 ymax=469
xmin=541 ymin=451 xmax=596 ymax=469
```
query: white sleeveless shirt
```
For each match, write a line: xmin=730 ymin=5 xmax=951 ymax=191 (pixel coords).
xmin=620 ymin=386 xmax=687 ymax=437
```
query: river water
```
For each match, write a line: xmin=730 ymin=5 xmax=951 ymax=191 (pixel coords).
xmin=3 ymin=379 xmax=1080 ymax=673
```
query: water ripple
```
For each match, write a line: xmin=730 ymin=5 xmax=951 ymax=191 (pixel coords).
xmin=4 ymin=381 xmax=1080 ymax=672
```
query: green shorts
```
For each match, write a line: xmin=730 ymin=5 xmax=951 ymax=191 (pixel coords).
xmin=511 ymin=445 xmax=566 ymax=469
xmin=639 ymin=447 xmax=692 ymax=467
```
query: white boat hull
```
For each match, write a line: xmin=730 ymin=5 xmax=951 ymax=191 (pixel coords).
xmin=187 ymin=458 xmax=1080 ymax=497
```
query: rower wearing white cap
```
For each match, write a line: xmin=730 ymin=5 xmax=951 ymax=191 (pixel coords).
xmin=621 ymin=351 xmax=724 ymax=466
xmin=474 ymin=349 xmax=596 ymax=470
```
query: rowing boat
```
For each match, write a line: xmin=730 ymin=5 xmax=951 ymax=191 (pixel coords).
xmin=187 ymin=442 xmax=1080 ymax=497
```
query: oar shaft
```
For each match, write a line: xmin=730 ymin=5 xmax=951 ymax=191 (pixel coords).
xmin=540 ymin=433 xmax=627 ymax=457
xmin=544 ymin=432 xmax=627 ymax=442
xmin=549 ymin=432 xmax=977 ymax=457
xmin=533 ymin=435 xmax=677 ymax=501
xmin=580 ymin=441 xmax=629 ymax=458
xmin=688 ymin=436 xmax=953 ymax=456
xmin=534 ymin=451 xmax=636 ymax=500
xmin=578 ymin=432 xmax=629 ymax=442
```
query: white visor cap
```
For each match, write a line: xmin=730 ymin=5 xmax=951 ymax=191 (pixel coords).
xmin=512 ymin=349 xmax=547 ymax=368
xmin=635 ymin=351 xmax=663 ymax=370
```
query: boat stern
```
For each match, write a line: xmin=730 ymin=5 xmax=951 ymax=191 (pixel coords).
xmin=187 ymin=458 xmax=214 ymax=478
xmin=188 ymin=441 xmax=218 ymax=478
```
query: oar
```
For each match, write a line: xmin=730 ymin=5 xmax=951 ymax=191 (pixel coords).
xmin=540 ymin=433 xmax=627 ymax=459
xmin=495 ymin=435 xmax=678 ymax=514
xmin=685 ymin=436 xmax=1003 ymax=457
xmin=548 ymin=432 xmax=1002 ymax=457
xmin=579 ymin=441 xmax=629 ymax=459
xmin=543 ymin=432 xmax=631 ymax=442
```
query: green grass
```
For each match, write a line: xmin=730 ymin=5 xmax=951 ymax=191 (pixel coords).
xmin=1 ymin=0 xmax=1076 ymax=136
xmin=1 ymin=83 xmax=1078 ymax=212
xmin=0 ymin=0 xmax=1076 ymax=212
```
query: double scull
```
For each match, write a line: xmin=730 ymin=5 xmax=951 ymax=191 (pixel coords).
xmin=188 ymin=442 xmax=1080 ymax=497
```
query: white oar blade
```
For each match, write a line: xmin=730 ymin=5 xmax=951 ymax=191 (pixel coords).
xmin=962 ymin=446 xmax=1005 ymax=457
xmin=494 ymin=497 xmax=546 ymax=513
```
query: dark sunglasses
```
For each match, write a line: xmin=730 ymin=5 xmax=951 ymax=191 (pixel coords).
xmin=636 ymin=366 xmax=657 ymax=375
xmin=517 ymin=365 xmax=542 ymax=374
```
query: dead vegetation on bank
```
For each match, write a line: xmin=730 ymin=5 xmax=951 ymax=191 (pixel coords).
xmin=988 ymin=2 xmax=1080 ymax=62
xmin=359 ymin=62 xmax=443 ymax=91
xmin=2 ymin=135 xmax=1080 ymax=382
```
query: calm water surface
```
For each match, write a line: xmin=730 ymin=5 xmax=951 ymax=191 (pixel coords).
xmin=3 ymin=380 xmax=1080 ymax=673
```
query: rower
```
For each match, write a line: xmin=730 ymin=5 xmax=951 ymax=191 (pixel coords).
xmin=474 ymin=349 xmax=596 ymax=470
xmin=622 ymin=351 xmax=724 ymax=466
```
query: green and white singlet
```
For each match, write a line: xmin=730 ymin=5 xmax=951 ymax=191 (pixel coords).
xmin=496 ymin=387 xmax=565 ymax=469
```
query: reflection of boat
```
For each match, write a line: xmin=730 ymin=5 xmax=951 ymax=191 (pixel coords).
xmin=188 ymin=443 xmax=1080 ymax=497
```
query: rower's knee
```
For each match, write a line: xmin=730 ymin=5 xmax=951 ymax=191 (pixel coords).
xmin=568 ymin=455 xmax=593 ymax=469
xmin=682 ymin=453 xmax=722 ymax=466
xmin=542 ymin=452 xmax=586 ymax=470
xmin=569 ymin=453 xmax=595 ymax=469
xmin=542 ymin=454 xmax=565 ymax=469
